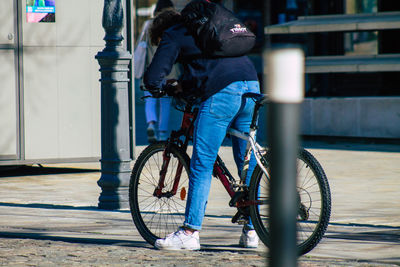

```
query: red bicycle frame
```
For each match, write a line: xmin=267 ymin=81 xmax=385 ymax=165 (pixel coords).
xmin=154 ymin=101 xmax=260 ymax=208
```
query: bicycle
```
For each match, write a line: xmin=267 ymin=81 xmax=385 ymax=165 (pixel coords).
xmin=129 ymin=92 xmax=331 ymax=255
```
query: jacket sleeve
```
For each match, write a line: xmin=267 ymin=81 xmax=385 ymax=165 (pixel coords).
xmin=143 ymin=30 xmax=181 ymax=92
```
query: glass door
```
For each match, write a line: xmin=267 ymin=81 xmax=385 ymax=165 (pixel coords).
xmin=0 ymin=0 xmax=19 ymax=160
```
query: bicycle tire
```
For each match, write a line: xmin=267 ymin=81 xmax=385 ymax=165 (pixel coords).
xmin=129 ymin=142 xmax=191 ymax=245
xmin=249 ymin=148 xmax=331 ymax=255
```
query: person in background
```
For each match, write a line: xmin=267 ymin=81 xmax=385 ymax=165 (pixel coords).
xmin=135 ymin=0 xmax=181 ymax=143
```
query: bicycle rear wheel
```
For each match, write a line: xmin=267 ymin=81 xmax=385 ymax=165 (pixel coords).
xmin=249 ymin=148 xmax=331 ymax=255
xmin=129 ymin=142 xmax=190 ymax=245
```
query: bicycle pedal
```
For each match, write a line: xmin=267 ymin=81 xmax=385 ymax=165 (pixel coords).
xmin=229 ymin=191 xmax=244 ymax=207
xmin=231 ymin=211 xmax=249 ymax=225
xmin=236 ymin=218 xmax=249 ymax=225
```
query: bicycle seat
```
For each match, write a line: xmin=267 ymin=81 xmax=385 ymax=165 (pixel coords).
xmin=242 ymin=92 xmax=269 ymax=105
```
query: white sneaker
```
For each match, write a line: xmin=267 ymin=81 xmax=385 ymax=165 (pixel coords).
xmin=239 ymin=229 xmax=259 ymax=248
xmin=154 ymin=228 xmax=200 ymax=250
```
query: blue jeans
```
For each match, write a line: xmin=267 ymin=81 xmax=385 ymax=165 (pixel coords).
xmin=144 ymin=91 xmax=171 ymax=132
xmin=183 ymin=80 xmax=260 ymax=231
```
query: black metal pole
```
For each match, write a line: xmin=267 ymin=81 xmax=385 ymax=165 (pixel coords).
xmin=268 ymin=102 xmax=299 ymax=267
xmin=96 ymin=0 xmax=132 ymax=210
xmin=264 ymin=47 xmax=304 ymax=267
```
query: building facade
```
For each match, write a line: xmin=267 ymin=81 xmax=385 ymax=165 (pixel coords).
xmin=134 ymin=0 xmax=400 ymax=140
xmin=0 ymin=0 xmax=105 ymax=165
xmin=265 ymin=0 xmax=400 ymax=139
xmin=2 ymin=0 xmax=398 ymax=166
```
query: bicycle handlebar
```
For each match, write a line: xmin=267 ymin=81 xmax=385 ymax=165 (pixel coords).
xmin=141 ymin=83 xmax=198 ymax=109
xmin=142 ymin=84 xmax=268 ymax=109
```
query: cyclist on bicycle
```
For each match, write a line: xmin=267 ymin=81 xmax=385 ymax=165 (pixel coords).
xmin=143 ymin=5 xmax=261 ymax=250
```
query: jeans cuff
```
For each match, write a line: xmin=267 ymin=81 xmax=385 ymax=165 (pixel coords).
xmin=183 ymin=223 xmax=201 ymax=231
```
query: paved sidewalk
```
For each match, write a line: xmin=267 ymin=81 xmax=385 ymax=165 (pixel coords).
xmin=0 ymin=141 xmax=399 ymax=266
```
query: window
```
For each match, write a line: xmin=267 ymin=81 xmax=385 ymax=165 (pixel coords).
xmin=345 ymin=0 xmax=378 ymax=55
xmin=265 ymin=0 xmax=400 ymax=97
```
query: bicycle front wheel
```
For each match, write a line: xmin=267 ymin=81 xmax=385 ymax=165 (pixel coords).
xmin=129 ymin=142 xmax=190 ymax=245
xmin=249 ymin=148 xmax=331 ymax=255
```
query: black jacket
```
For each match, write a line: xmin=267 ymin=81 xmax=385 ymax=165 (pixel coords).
xmin=143 ymin=23 xmax=258 ymax=101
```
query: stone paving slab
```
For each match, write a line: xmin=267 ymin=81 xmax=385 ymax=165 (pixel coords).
xmin=0 ymin=142 xmax=399 ymax=266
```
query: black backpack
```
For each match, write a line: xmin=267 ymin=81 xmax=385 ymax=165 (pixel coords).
xmin=181 ymin=0 xmax=256 ymax=57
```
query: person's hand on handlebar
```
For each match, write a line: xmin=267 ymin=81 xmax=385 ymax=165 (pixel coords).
xmin=142 ymin=80 xmax=182 ymax=98
xmin=165 ymin=79 xmax=183 ymax=96
xmin=141 ymin=84 xmax=166 ymax=98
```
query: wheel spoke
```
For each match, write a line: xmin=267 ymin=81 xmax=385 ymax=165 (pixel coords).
xmin=249 ymin=149 xmax=331 ymax=255
xmin=129 ymin=143 xmax=190 ymax=243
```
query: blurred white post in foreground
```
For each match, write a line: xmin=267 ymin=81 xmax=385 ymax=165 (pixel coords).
xmin=264 ymin=47 xmax=305 ymax=267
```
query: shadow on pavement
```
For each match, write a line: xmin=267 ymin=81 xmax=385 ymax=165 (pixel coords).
xmin=0 ymin=202 xmax=129 ymax=213
xmin=199 ymin=244 xmax=263 ymax=254
xmin=0 ymin=202 xmax=239 ymax=220
xmin=329 ymin=221 xmax=400 ymax=229
xmin=327 ymin=229 xmax=400 ymax=243
xmin=301 ymin=136 xmax=400 ymax=153
xmin=0 ymin=165 xmax=99 ymax=178
xmin=0 ymin=231 xmax=149 ymax=248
